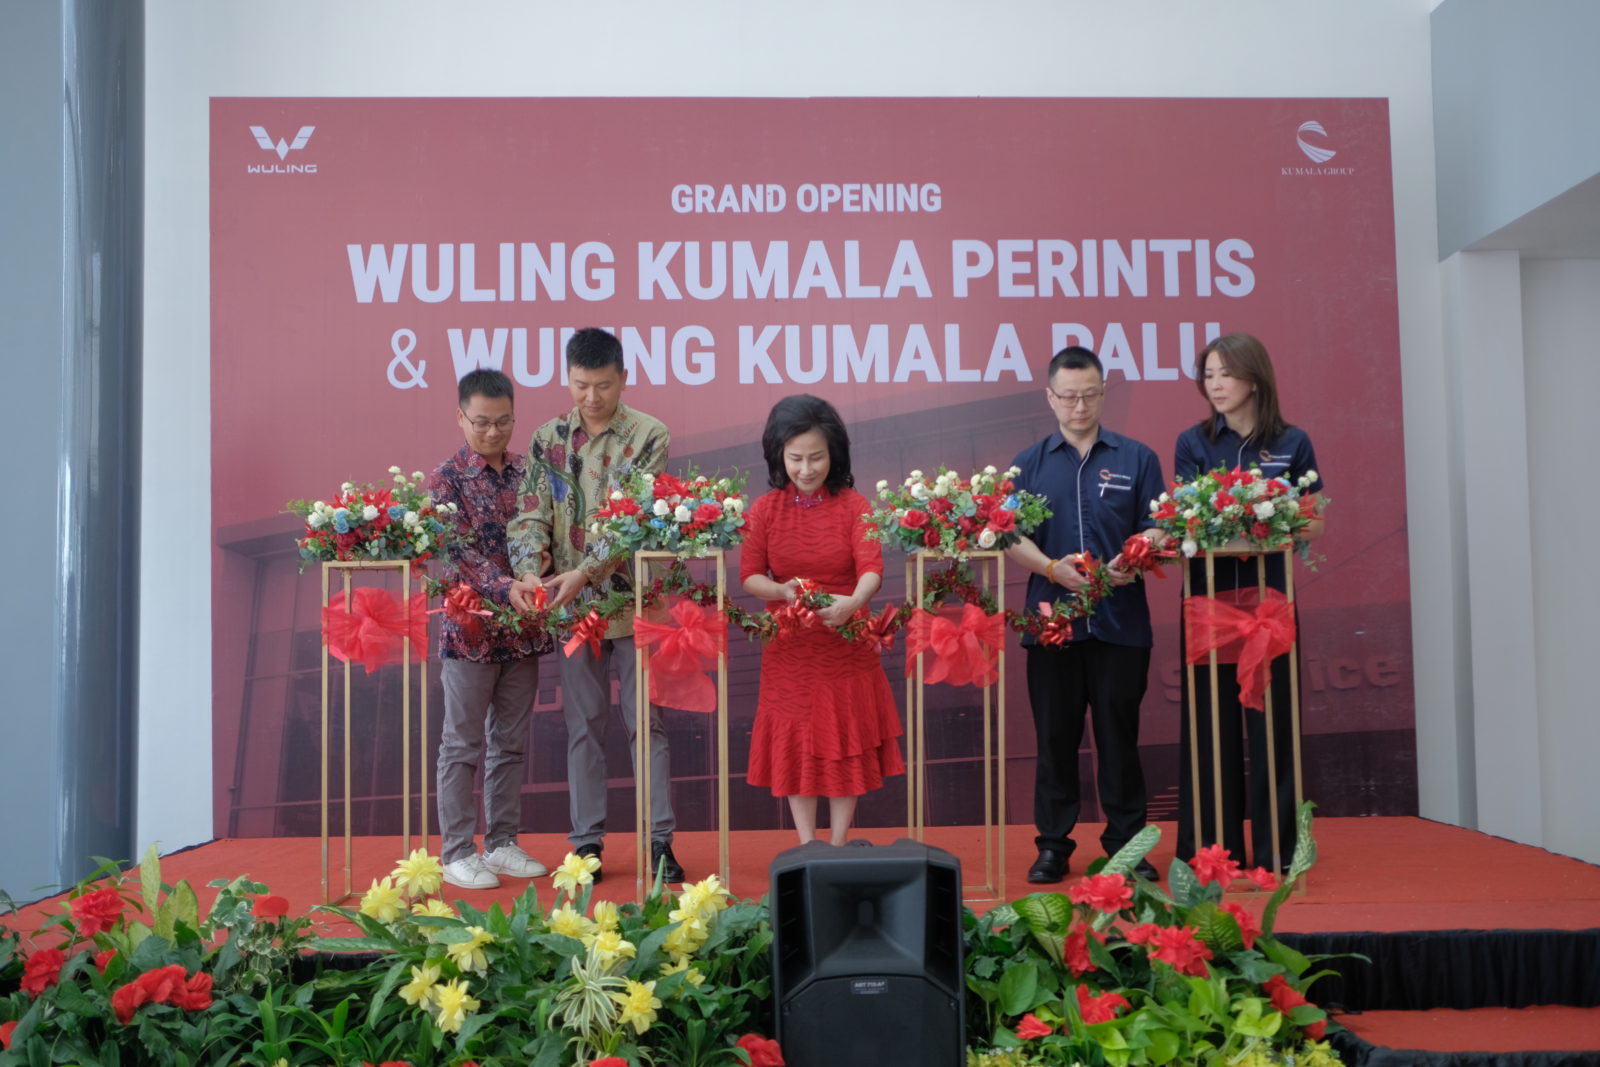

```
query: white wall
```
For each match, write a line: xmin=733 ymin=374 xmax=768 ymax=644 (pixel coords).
xmin=1522 ymin=258 xmax=1600 ymax=863
xmin=141 ymin=0 xmax=1449 ymax=850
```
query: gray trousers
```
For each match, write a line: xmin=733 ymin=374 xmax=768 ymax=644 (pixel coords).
xmin=559 ymin=635 xmax=675 ymax=848
xmin=437 ymin=656 xmax=541 ymax=864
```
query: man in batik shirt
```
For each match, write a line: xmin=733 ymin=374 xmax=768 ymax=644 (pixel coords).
xmin=428 ymin=369 xmax=553 ymax=890
xmin=507 ymin=328 xmax=682 ymax=884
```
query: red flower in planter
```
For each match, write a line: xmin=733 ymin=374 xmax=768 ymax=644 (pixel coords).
xmin=21 ymin=948 xmax=65 ymax=997
xmin=111 ymin=965 xmax=212 ymax=1024
xmin=1069 ymin=873 xmax=1132 ymax=913
xmin=70 ymin=887 xmax=124 ymax=935
xmin=1146 ymin=925 xmax=1213 ymax=977
xmin=1062 ymin=925 xmax=1101 ymax=976
xmin=1075 ymin=985 xmax=1131 ymax=1024
xmin=1263 ymin=973 xmax=1326 ymax=1038
xmin=252 ymin=894 xmax=290 ymax=920
xmin=588 ymin=1059 xmax=627 ymax=1067
xmin=1221 ymin=901 xmax=1262 ymax=949
xmin=735 ymin=1033 xmax=786 ymax=1067
xmin=0 ymin=1021 xmax=17 ymax=1050
xmin=94 ymin=949 xmax=118 ymax=974
xmin=1189 ymin=844 xmax=1242 ymax=886
xmin=1015 ymin=1013 xmax=1053 ymax=1040
xmin=1245 ymin=866 xmax=1280 ymax=890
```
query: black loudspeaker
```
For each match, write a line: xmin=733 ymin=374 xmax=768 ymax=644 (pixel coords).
xmin=769 ymin=839 xmax=965 ymax=1067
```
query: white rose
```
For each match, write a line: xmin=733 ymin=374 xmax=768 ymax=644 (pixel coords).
xmin=1181 ymin=539 xmax=1199 ymax=558
xmin=362 ymin=505 xmax=379 ymax=522
xmin=611 ymin=490 xmax=624 ymax=500
xmin=416 ymin=534 xmax=430 ymax=550
xmin=1278 ymin=498 xmax=1298 ymax=515
xmin=404 ymin=510 xmax=421 ymax=526
xmin=1158 ymin=492 xmax=1170 ymax=503
xmin=726 ymin=497 xmax=744 ymax=515
xmin=341 ymin=481 xmax=356 ymax=494
xmin=910 ymin=483 xmax=929 ymax=500
xmin=643 ymin=472 xmax=656 ymax=483
xmin=875 ymin=480 xmax=888 ymax=493
xmin=1303 ymin=470 xmax=1319 ymax=484
xmin=1253 ymin=502 xmax=1275 ymax=520
xmin=313 ymin=500 xmax=328 ymax=512
xmin=388 ymin=465 xmax=403 ymax=475
xmin=589 ymin=522 xmax=602 ymax=537
xmin=653 ymin=499 xmax=671 ymax=517
xmin=411 ymin=471 xmax=425 ymax=483
xmin=908 ymin=469 xmax=924 ymax=480
xmin=308 ymin=512 xmax=327 ymax=529
xmin=1183 ymin=508 xmax=1198 ymax=520
xmin=673 ymin=504 xmax=692 ymax=523
xmin=983 ymin=464 xmax=997 ymax=476
xmin=977 ymin=528 xmax=998 ymax=549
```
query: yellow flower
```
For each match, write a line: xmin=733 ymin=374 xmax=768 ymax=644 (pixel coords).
xmin=411 ymin=898 xmax=455 ymax=918
xmin=552 ymin=851 xmax=601 ymax=896
xmin=398 ymin=962 xmax=442 ymax=1007
xmin=446 ymin=925 xmax=495 ymax=974
xmin=659 ymin=954 xmax=706 ymax=989
xmin=1304 ymin=1041 xmax=1341 ymax=1067
xmin=548 ymin=903 xmax=596 ymax=941
xmin=588 ymin=928 xmax=637 ymax=970
xmin=391 ymin=848 xmax=445 ymax=898
xmin=663 ymin=916 xmax=708 ymax=958
xmin=429 ymin=977 xmax=480 ymax=1034
xmin=591 ymin=899 xmax=620 ymax=932
xmin=679 ymin=874 xmax=730 ymax=918
xmin=611 ymin=978 xmax=661 ymax=1034
xmin=359 ymin=876 xmax=405 ymax=922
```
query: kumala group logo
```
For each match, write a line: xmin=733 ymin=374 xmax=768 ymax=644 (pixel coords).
xmin=247 ymin=125 xmax=317 ymax=174
xmin=1282 ymin=120 xmax=1354 ymax=177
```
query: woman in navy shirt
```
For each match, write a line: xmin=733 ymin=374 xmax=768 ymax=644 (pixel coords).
xmin=1174 ymin=332 xmax=1324 ymax=872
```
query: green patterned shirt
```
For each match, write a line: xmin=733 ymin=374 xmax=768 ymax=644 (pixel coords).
xmin=507 ymin=402 xmax=670 ymax=639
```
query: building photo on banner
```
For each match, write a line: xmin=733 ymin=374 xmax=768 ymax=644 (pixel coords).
xmin=209 ymin=96 xmax=1410 ymax=844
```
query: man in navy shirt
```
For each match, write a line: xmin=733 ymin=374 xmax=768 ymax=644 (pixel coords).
xmin=1007 ymin=346 xmax=1165 ymax=883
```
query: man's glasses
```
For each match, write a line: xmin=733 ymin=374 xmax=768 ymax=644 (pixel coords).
xmin=1046 ymin=388 xmax=1105 ymax=408
xmin=463 ymin=414 xmax=516 ymax=432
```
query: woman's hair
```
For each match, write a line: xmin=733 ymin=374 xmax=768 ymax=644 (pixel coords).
xmin=1196 ymin=332 xmax=1289 ymax=443
xmin=760 ymin=393 xmax=854 ymax=492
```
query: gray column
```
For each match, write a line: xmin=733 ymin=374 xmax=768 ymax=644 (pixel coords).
xmin=0 ymin=0 xmax=142 ymax=898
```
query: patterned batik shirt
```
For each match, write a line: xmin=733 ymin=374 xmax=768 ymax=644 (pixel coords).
xmin=507 ymin=402 xmax=670 ymax=641
xmin=427 ymin=444 xmax=553 ymax=662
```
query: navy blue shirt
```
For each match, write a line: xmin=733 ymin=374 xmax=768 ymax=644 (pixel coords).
xmin=1173 ymin=416 xmax=1323 ymax=593
xmin=1011 ymin=426 xmax=1165 ymax=648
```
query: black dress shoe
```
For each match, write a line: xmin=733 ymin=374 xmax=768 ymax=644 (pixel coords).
xmin=576 ymin=842 xmax=603 ymax=884
xmin=1027 ymin=849 xmax=1069 ymax=884
xmin=652 ymin=841 xmax=685 ymax=883
xmin=1133 ymin=858 xmax=1160 ymax=882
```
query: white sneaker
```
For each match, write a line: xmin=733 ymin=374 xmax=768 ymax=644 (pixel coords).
xmin=443 ymin=853 xmax=500 ymax=890
xmin=483 ymin=842 xmax=548 ymax=879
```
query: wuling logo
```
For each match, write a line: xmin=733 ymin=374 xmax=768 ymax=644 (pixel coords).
xmin=247 ymin=125 xmax=318 ymax=174
xmin=1295 ymin=121 xmax=1336 ymax=164
xmin=1282 ymin=120 xmax=1354 ymax=177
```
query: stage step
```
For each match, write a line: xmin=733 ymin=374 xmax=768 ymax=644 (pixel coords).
xmin=1332 ymin=1005 xmax=1600 ymax=1067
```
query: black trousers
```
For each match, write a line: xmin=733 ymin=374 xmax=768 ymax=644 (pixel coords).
xmin=1175 ymin=654 xmax=1298 ymax=871
xmin=1026 ymin=639 xmax=1151 ymax=858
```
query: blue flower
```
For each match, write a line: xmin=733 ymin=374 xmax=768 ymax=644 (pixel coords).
xmin=388 ymin=505 xmax=406 ymax=520
xmin=333 ymin=514 xmax=351 ymax=534
xmin=650 ymin=518 xmax=667 ymax=529
xmin=428 ymin=519 xmax=445 ymax=536
xmin=1003 ymin=495 xmax=1019 ymax=510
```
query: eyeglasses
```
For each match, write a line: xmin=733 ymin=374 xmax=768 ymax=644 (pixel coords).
xmin=463 ymin=414 xmax=516 ymax=432
xmin=1046 ymin=388 xmax=1105 ymax=407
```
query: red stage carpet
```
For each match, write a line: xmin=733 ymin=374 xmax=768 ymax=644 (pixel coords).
xmin=8 ymin=817 xmax=1599 ymax=1062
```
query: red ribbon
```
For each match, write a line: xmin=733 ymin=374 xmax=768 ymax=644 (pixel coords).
xmin=563 ymin=608 xmax=609 ymax=659
xmin=904 ymin=604 xmax=1005 ymax=687
xmin=633 ymin=599 xmax=726 ymax=713
xmin=322 ymin=588 xmax=429 ymax=673
xmin=1036 ymin=601 xmax=1074 ymax=646
xmin=861 ymin=604 xmax=901 ymax=652
xmin=429 ymin=582 xmax=492 ymax=640
xmin=1184 ymin=589 xmax=1297 ymax=710
xmin=1117 ymin=534 xmax=1173 ymax=578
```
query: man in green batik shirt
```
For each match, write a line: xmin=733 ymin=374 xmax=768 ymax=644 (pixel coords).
xmin=507 ymin=327 xmax=682 ymax=884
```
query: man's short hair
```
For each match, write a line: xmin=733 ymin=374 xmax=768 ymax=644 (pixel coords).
xmin=458 ymin=368 xmax=514 ymax=407
xmin=566 ymin=327 xmax=625 ymax=373
xmin=1047 ymin=345 xmax=1104 ymax=380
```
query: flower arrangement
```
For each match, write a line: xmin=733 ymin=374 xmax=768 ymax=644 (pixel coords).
xmin=1148 ymin=466 xmax=1327 ymax=561
xmin=288 ymin=467 xmax=461 ymax=570
xmin=866 ymin=466 xmax=1051 ymax=559
xmin=592 ymin=468 xmax=748 ymax=561
xmin=964 ymin=804 xmax=1340 ymax=1067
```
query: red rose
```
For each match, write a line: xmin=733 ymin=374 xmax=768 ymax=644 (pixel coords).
xmin=1075 ymin=985 xmax=1130 ymax=1025
xmin=1251 ymin=521 xmax=1272 ymax=540
xmin=111 ymin=981 xmax=149 ymax=1024
xmin=1153 ymin=499 xmax=1177 ymax=521
xmin=1068 ymin=873 xmax=1132 ymax=914
xmin=987 ymin=509 xmax=1016 ymax=532
xmin=922 ymin=527 xmax=941 ymax=548
xmin=1221 ymin=901 xmax=1261 ymax=949
xmin=615 ymin=496 xmax=641 ymax=516
xmin=693 ymin=502 xmax=723 ymax=524
xmin=21 ymin=948 xmax=65 ymax=997
xmin=0 ymin=1021 xmax=15 ymax=1051
xmin=70 ymin=887 xmax=124 ymax=935
xmin=955 ymin=537 xmax=969 ymax=551
xmin=1014 ymin=1013 xmax=1053 ymax=1040
xmin=956 ymin=515 xmax=978 ymax=533
xmin=1245 ymin=866 xmax=1280 ymax=891
xmin=174 ymin=970 xmax=213 ymax=1012
xmin=95 ymin=949 xmax=117 ymax=974
xmin=1124 ymin=922 xmax=1159 ymax=945
xmin=734 ymin=1033 xmax=786 ymax=1067
xmin=1189 ymin=844 xmax=1242 ymax=886
xmin=1146 ymin=925 xmax=1213 ymax=977
xmin=1062 ymin=925 xmax=1099 ymax=976
xmin=927 ymin=497 xmax=954 ymax=515
xmin=652 ymin=473 xmax=688 ymax=499
xmin=1306 ymin=1019 xmax=1327 ymax=1041
xmin=898 ymin=509 xmax=930 ymax=530
xmin=1214 ymin=490 xmax=1237 ymax=509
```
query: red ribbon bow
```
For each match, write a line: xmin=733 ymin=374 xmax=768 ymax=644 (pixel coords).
xmin=861 ymin=604 xmax=901 ymax=652
xmin=1036 ymin=601 xmax=1075 ymax=646
xmin=322 ymin=588 xmax=429 ymax=673
xmin=904 ymin=604 xmax=1005 ymax=687
xmin=429 ymin=582 xmax=492 ymax=639
xmin=563 ymin=608 xmax=609 ymax=659
xmin=1117 ymin=533 xmax=1173 ymax=578
xmin=1183 ymin=589 xmax=1297 ymax=710
xmin=633 ymin=599 xmax=727 ymax=713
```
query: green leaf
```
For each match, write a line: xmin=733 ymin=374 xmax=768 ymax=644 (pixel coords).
xmin=365 ymin=956 xmax=412 ymax=1028
xmin=1231 ymin=997 xmax=1284 ymax=1039
xmin=1146 ymin=1027 xmax=1183 ymax=1065
xmin=140 ymin=842 xmax=163 ymax=918
xmin=998 ymin=960 xmax=1039 ymax=1015
xmin=1262 ymin=802 xmax=1317 ymax=936
xmin=1104 ymin=825 xmax=1161 ymax=876
xmin=1187 ymin=901 xmax=1244 ymax=955
xmin=1259 ymin=939 xmax=1310 ymax=977
xmin=1166 ymin=855 xmax=1204 ymax=909
xmin=1014 ymin=892 xmax=1073 ymax=935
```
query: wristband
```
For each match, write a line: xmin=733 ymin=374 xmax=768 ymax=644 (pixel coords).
xmin=1046 ymin=559 xmax=1058 ymax=585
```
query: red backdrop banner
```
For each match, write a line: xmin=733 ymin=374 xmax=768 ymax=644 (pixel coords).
xmin=211 ymin=98 xmax=1411 ymax=839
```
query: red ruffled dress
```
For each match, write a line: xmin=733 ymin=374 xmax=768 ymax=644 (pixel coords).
xmin=741 ymin=486 xmax=906 ymax=797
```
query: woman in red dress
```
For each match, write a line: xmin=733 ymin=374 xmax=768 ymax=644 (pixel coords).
xmin=741 ymin=395 xmax=906 ymax=844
